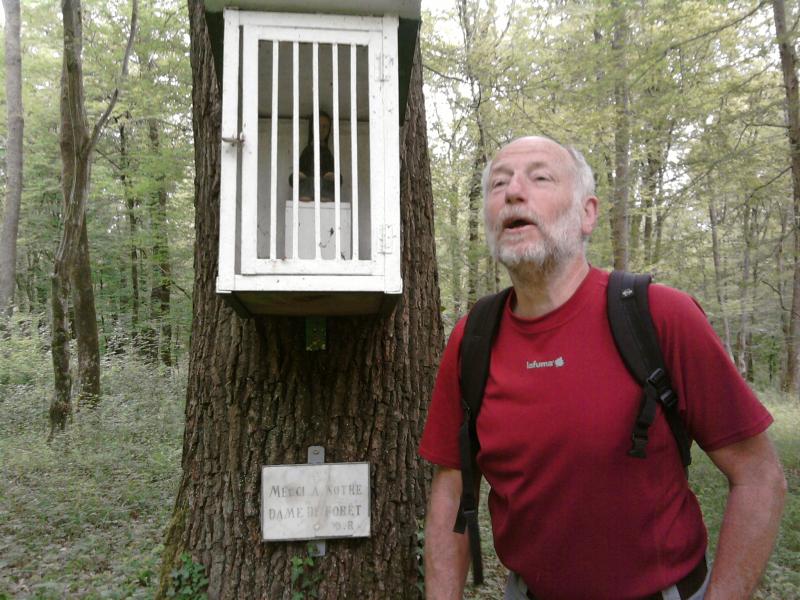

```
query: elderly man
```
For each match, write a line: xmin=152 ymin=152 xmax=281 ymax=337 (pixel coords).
xmin=419 ymin=136 xmax=786 ymax=600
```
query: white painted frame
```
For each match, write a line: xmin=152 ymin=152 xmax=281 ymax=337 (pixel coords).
xmin=217 ymin=9 xmax=401 ymax=295
xmin=239 ymin=24 xmax=377 ymax=276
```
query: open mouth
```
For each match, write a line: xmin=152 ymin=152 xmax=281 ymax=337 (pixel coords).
xmin=503 ymin=218 xmax=536 ymax=230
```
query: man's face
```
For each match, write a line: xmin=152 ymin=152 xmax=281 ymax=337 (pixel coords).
xmin=484 ymin=137 xmax=591 ymax=270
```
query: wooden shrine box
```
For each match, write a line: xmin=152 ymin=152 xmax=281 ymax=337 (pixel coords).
xmin=203 ymin=0 xmax=421 ymax=316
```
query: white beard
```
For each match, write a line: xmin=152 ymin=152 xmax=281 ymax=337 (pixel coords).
xmin=486 ymin=201 xmax=585 ymax=270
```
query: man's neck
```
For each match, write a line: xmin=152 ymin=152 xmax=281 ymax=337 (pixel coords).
xmin=507 ymin=256 xmax=591 ymax=319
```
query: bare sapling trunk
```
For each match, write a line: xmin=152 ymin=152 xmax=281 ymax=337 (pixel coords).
xmin=708 ymin=193 xmax=733 ymax=357
xmin=466 ymin=149 xmax=484 ymax=307
xmin=459 ymin=0 xmax=489 ymax=308
xmin=610 ymin=0 xmax=630 ymax=272
xmin=147 ymin=117 xmax=172 ymax=366
xmin=119 ymin=118 xmax=141 ymax=340
xmin=0 ymin=0 xmax=24 ymax=317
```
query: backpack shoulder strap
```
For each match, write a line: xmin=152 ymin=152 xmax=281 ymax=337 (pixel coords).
xmin=607 ymin=271 xmax=692 ymax=469
xmin=453 ymin=287 xmax=512 ymax=586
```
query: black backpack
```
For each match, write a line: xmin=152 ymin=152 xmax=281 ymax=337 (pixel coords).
xmin=453 ymin=271 xmax=693 ymax=585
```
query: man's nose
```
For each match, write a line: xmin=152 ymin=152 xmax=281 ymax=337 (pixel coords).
xmin=504 ymin=172 xmax=526 ymax=204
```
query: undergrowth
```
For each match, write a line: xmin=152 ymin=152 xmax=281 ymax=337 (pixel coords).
xmin=0 ymin=348 xmax=186 ymax=599
xmin=0 ymin=323 xmax=797 ymax=598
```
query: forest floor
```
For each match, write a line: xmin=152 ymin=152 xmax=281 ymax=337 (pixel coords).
xmin=0 ymin=352 xmax=798 ymax=599
xmin=0 ymin=355 xmax=185 ymax=599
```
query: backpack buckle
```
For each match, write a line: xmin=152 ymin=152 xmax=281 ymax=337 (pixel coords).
xmin=646 ymin=368 xmax=677 ymax=409
xmin=628 ymin=431 xmax=648 ymax=459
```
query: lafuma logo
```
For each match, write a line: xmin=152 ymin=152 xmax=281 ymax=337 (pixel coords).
xmin=526 ymin=356 xmax=566 ymax=369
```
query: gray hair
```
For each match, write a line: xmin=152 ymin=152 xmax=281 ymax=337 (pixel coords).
xmin=480 ymin=136 xmax=595 ymax=207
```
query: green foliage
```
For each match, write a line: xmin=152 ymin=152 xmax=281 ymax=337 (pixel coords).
xmin=166 ymin=553 xmax=209 ymax=600
xmin=422 ymin=0 xmax=798 ymax=391
xmin=290 ymin=543 xmax=323 ymax=600
xmin=2 ymin=0 xmax=195 ymax=361
xmin=0 ymin=312 xmax=49 ymax=386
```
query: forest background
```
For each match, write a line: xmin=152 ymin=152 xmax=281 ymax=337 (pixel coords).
xmin=0 ymin=0 xmax=798 ymax=598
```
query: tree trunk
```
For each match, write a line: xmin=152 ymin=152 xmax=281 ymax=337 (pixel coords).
xmin=459 ymin=0 xmax=488 ymax=309
xmin=157 ymin=3 xmax=441 ymax=598
xmin=49 ymin=267 xmax=72 ymax=438
xmin=120 ymin=118 xmax=141 ymax=339
xmin=72 ymin=220 xmax=101 ymax=404
xmin=642 ymin=143 xmax=661 ymax=267
xmin=610 ymin=0 xmax=630 ymax=272
xmin=53 ymin=0 xmax=99 ymax=414
xmin=735 ymin=204 xmax=753 ymax=377
xmin=51 ymin=16 xmax=89 ymax=430
xmin=448 ymin=189 xmax=463 ymax=317
xmin=708 ymin=193 xmax=733 ymax=357
xmin=50 ymin=0 xmax=137 ymax=424
xmin=0 ymin=0 xmax=23 ymax=316
xmin=466 ymin=149 xmax=483 ymax=307
xmin=148 ymin=117 xmax=172 ymax=366
xmin=777 ymin=203 xmax=790 ymax=351
xmin=773 ymin=0 xmax=800 ymax=395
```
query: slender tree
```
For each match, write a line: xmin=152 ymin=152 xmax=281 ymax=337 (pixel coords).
xmin=157 ymin=2 xmax=441 ymax=597
xmin=459 ymin=0 xmax=489 ymax=308
xmin=50 ymin=0 xmax=138 ymax=432
xmin=0 ymin=0 xmax=23 ymax=316
xmin=610 ymin=0 xmax=630 ymax=271
xmin=147 ymin=116 xmax=173 ymax=365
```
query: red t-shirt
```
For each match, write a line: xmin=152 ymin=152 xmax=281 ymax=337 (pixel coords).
xmin=419 ymin=268 xmax=772 ymax=600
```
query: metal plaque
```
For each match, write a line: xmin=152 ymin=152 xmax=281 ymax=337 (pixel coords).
xmin=261 ymin=462 xmax=370 ymax=541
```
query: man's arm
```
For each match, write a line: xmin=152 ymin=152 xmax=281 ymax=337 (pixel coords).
xmin=704 ymin=431 xmax=787 ymax=600
xmin=425 ymin=466 xmax=472 ymax=600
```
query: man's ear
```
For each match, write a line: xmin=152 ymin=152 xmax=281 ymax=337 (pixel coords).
xmin=581 ymin=196 xmax=599 ymax=236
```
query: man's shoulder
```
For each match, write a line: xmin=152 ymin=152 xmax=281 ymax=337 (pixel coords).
xmin=648 ymin=279 xmax=706 ymax=320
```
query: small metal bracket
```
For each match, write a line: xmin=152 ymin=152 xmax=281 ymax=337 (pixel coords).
xmin=307 ymin=446 xmax=325 ymax=465
xmin=222 ymin=131 xmax=244 ymax=146
xmin=307 ymin=446 xmax=326 ymax=557
xmin=305 ymin=317 xmax=326 ymax=351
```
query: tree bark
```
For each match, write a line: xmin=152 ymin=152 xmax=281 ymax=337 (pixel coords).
xmin=610 ymin=0 xmax=630 ymax=272
xmin=157 ymin=3 xmax=441 ymax=598
xmin=466 ymin=149 xmax=484 ymax=307
xmin=72 ymin=220 xmax=101 ymax=403
xmin=772 ymin=0 xmax=800 ymax=395
xmin=0 ymin=0 xmax=23 ymax=316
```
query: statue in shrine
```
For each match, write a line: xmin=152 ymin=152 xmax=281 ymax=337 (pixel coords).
xmin=291 ymin=111 xmax=337 ymax=202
